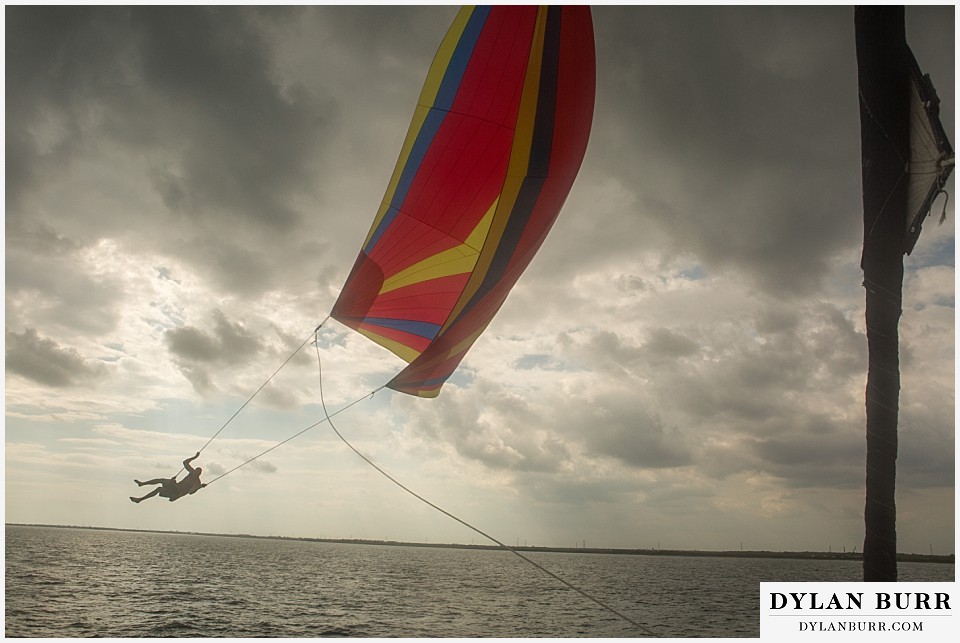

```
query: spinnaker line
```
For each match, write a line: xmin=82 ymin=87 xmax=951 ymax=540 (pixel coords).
xmin=158 ymin=6 xmax=638 ymax=633
xmin=310 ymin=328 xmax=657 ymax=637
xmin=165 ymin=321 xmax=330 ymax=481
xmin=197 ymin=319 xmax=328 ymax=458
xmin=198 ymin=318 xmax=388 ymax=487
xmin=187 ymin=319 xmax=655 ymax=634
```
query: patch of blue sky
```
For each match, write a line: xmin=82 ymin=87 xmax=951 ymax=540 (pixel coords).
xmin=678 ymin=264 xmax=708 ymax=281
xmin=905 ymin=233 xmax=954 ymax=270
xmin=146 ymin=302 xmax=186 ymax=330
xmin=445 ymin=366 xmax=477 ymax=389
xmin=98 ymin=343 xmax=127 ymax=362
xmin=155 ymin=266 xmax=180 ymax=283
xmin=315 ymin=325 xmax=349 ymax=349
xmin=910 ymin=293 xmax=956 ymax=312
xmin=513 ymin=353 xmax=569 ymax=372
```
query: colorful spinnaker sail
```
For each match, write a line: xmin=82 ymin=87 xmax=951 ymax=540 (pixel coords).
xmin=332 ymin=6 xmax=596 ymax=397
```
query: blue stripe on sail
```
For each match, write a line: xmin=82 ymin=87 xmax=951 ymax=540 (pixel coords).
xmin=419 ymin=375 xmax=451 ymax=388
xmin=388 ymin=107 xmax=447 ymax=214
xmin=368 ymin=317 xmax=441 ymax=340
xmin=435 ymin=6 xmax=491 ymax=111
xmin=383 ymin=6 xmax=492 ymax=221
xmin=365 ymin=205 xmax=400 ymax=253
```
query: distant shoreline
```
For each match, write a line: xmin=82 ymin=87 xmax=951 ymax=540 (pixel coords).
xmin=8 ymin=523 xmax=954 ymax=565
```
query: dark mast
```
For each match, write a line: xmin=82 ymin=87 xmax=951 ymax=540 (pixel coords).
xmin=855 ymin=6 xmax=953 ymax=581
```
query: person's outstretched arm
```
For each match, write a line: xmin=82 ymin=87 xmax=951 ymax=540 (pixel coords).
xmin=183 ymin=451 xmax=200 ymax=472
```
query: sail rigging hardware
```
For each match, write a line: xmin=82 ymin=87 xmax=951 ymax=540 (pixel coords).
xmin=903 ymin=48 xmax=954 ymax=254
xmin=934 ymin=187 xmax=950 ymax=226
xmin=857 ymin=43 xmax=953 ymax=258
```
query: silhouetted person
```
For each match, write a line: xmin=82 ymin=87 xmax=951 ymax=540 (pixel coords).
xmin=130 ymin=452 xmax=206 ymax=503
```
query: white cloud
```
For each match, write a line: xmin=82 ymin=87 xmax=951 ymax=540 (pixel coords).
xmin=4 ymin=5 xmax=953 ymax=555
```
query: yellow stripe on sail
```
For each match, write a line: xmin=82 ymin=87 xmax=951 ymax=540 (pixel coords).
xmin=464 ymin=196 xmax=497 ymax=251
xmin=416 ymin=319 xmax=493 ymax=372
xmin=366 ymin=8 xmax=477 ymax=250
xmin=402 ymin=320 xmax=494 ymax=398
xmin=442 ymin=8 xmax=548 ymax=331
xmin=504 ymin=6 xmax=548 ymax=181
xmin=381 ymin=246 xmax=479 ymax=294
xmin=418 ymin=7 xmax=475 ymax=107
xmin=358 ymin=327 xmax=422 ymax=364
xmin=380 ymin=198 xmax=498 ymax=294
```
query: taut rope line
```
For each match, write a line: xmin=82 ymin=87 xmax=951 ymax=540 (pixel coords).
xmin=193 ymin=315 xmax=383 ymax=485
xmin=197 ymin=319 xmax=329 ymax=457
xmin=202 ymin=383 xmax=383 ymax=487
xmin=189 ymin=319 xmax=654 ymax=635
xmin=311 ymin=331 xmax=657 ymax=637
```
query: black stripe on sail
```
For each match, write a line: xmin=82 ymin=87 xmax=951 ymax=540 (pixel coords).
xmin=447 ymin=7 xmax=563 ymax=328
xmin=527 ymin=6 xmax=561 ymax=178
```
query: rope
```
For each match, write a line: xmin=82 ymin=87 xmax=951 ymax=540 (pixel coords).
xmin=312 ymin=331 xmax=657 ymax=637
xmin=200 ymin=319 xmax=328 ymax=456
xmin=936 ymin=188 xmax=950 ymax=226
xmin=202 ymin=385 xmax=382 ymax=487
xmin=199 ymin=317 xmax=389 ymax=485
xmin=856 ymin=86 xmax=907 ymax=248
xmin=169 ymin=320 xmax=329 ymax=479
xmin=188 ymin=319 xmax=655 ymax=634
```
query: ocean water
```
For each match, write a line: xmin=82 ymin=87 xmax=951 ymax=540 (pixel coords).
xmin=4 ymin=525 xmax=953 ymax=638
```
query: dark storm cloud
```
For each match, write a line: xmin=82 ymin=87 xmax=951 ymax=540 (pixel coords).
xmin=5 ymin=5 xmax=334 ymax=295
xmin=897 ymin=397 xmax=956 ymax=489
xmin=4 ymin=6 xmax=133 ymax=212
xmin=641 ymin=328 xmax=700 ymax=361
xmin=748 ymin=416 xmax=866 ymax=489
xmin=548 ymin=300 xmax=873 ymax=485
xmin=178 ymin=237 xmax=276 ymax=296
xmin=582 ymin=330 xmax=643 ymax=376
xmin=165 ymin=309 xmax=264 ymax=393
xmin=667 ymin=303 xmax=865 ymax=425
xmin=573 ymin=396 xmax=694 ymax=468
xmin=592 ymin=6 xmax=864 ymax=296
xmin=6 ymin=329 xmax=108 ymax=387
xmin=128 ymin=6 xmax=326 ymax=231
xmin=410 ymin=383 xmax=572 ymax=473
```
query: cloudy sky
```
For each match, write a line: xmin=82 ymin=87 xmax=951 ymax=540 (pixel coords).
xmin=5 ymin=4 xmax=955 ymax=555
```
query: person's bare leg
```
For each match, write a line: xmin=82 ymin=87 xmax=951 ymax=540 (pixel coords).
xmin=135 ymin=478 xmax=171 ymax=487
xmin=130 ymin=487 xmax=162 ymax=503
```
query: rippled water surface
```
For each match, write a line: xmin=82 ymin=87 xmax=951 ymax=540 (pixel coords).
xmin=5 ymin=525 xmax=953 ymax=637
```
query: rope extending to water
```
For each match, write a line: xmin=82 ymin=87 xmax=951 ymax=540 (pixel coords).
xmin=190 ymin=318 xmax=655 ymax=635
xmin=311 ymin=330 xmax=657 ymax=637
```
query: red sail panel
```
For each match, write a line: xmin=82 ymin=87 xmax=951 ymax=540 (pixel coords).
xmin=332 ymin=6 xmax=595 ymax=396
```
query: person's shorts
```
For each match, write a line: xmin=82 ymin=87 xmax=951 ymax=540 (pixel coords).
xmin=158 ymin=480 xmax=178 ymax=498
